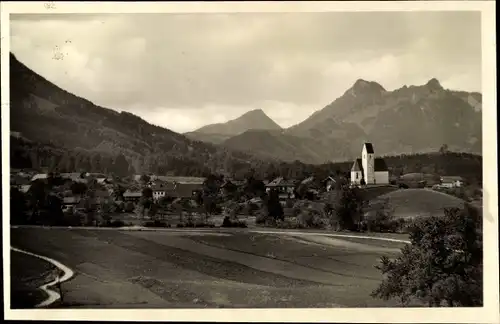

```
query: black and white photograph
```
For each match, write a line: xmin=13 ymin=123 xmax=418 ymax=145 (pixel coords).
xmin=2 ymin=1 xmax=498 ymax=322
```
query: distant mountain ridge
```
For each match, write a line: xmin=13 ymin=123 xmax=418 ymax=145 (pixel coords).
xmin=8 ymin=53 xmax=272 ymax=175
xmin=185 ymin=108 xmax=282 ymax=144
xmin=215 ymin=78 xmax=482 ymax=163
xmin=10 ymin=52 xmax=482 ymax=168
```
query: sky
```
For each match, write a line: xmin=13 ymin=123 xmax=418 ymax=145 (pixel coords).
xmin=10 ymin=11 xmax=482 ymax=133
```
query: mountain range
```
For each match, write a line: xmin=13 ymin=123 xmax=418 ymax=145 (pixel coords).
xmin=186 ymin=78 xmax=482 ymax=163
xmin=8 ymin=53 xmax=268 ymax=175
xmin=9 ymin=52 xmax=482 ymax=171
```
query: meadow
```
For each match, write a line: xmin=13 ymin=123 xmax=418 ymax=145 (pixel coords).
xmin=10 ymin=227 xmax=412 ymax=308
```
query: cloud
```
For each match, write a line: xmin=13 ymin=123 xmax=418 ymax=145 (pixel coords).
xmin=10 ymin=11 xmax=481 ymax=133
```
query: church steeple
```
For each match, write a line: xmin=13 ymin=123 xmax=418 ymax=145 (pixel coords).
xmin=362 ymin=143 xmax=375 ymax=185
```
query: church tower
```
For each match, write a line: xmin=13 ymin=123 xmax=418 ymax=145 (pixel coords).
xmin=362 ymin=143 xmax=375 ymax=185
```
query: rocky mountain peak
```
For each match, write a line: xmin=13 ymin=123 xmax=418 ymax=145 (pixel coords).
xmin=425 ymin=78 xmax=443 ymax=90
xmin=345 ymin=79 xmax=386 ymax=97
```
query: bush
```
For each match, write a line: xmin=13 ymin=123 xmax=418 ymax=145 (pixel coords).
xmin=124 ymin=201 xmax=135 ymax=213
xmin=372 ymin=205 xmax=482 ymax=307
xmin=297 ymin=210 xmax=326 ymax=229
xmin=176 ymin=220 xmax=215 ymax=228
xmin=143 ymin=220 xmax=171 ymax=228
xmin=275 ymin=218 xmax=305 ymax=229
xmin=102 ymin=219 xmax=126 ymax=228
xmin=255 ymin=213 xmax=267 ymax=225
xmin=243 ymin=202 xmax=259 ymax=216
xmin=221 ymin=216 xmax=248 ymax=228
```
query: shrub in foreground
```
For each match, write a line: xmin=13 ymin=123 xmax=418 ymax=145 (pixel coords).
xmin=143 ymin=220 xmax=171 ymax=228
xmin=221 ymin=216 xmax=248 ymax=228
xmin=101 ymin=219 xmax=127 ymax=228
xmin=372 ymin=204 xmax=482 ymax=307
xmin=176 ymin=220 xmax=215 ymax=228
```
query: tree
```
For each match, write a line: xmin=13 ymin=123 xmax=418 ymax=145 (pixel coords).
xmin=201 ymin=174 xmax=220 ymax=221
xmin=245 ymin=176 xmax=266 ymax=198
xmin=11 ymin=188 xmax=28 ymax=225
xmin=140 ymin=174 xmax=151 ymax=184
xmin=266 ymin=189 xmax=284 ymax=221
xmin=27 ymin=180 xmax=49 ymax=222
xmin=46 ymin=195 xmax=65 ymax=225
xmin=124 ymin=201 xmax=135 ymax=213
xmin=330 ymin=185 xmax=363 ymax=231
xmin=371 ymin=204 xmax=483 ymax=307
xmin=113 ymin=154 xmax=130 ymax=178
xmin=140 ymin=187 xmax=153 ymax=218
xmin=71 ymin=181 xmax=88 ymax=196
xmin=439 ymin=144 xmax=449 ymax=154
xmin=112 ymin=185 xmax=126 ymax=201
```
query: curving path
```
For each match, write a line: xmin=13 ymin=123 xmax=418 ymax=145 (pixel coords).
xmin=11 ymin=247 xmax=75 ymax=308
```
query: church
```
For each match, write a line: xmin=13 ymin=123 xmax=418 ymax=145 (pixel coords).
xmin=350 ymin=143 xmax=389 ymax=185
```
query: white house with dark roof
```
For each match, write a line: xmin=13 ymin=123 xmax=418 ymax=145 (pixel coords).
xmin=440 ymin=176 xmax=465 ymax=188
xmin=351 ymin=143 xmax=389 ymax=185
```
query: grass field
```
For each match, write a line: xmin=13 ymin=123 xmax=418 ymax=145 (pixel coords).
xmin=10 ymin=250 xmax=59 ymax=308
xmin=10 ymin=227 xmax=414 ymax=308
xmin=374 ymin=188 xmax=466 ymax=219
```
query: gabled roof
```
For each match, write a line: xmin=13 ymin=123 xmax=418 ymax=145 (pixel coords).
xmin=123 ymin=190 xmax=142 ymax=198
xmin=31 ymin=173 xmax=48 ymax=181
xmin=152 ymin=182 xmax=176 ymax=192
xmin=374 ymin=158 xmax=388 ymax=172
xmin=351 ymin=159 xmax=363 ymax=172
xmin=63 ymin=196 xmax=81 ymax=205
xmin=266 ymin=177 xmax=296 ymax=187
xmin=351 ymin=158 xmax=388 ymax=172
xmin=322 ymin=176 xmax=337 ymax=183
xmin=19 ymin=185 xmax=31 ymax=193
xmin=300 ymin=176 xmax=315 ymax=185
xmin=173 ymin=183 xmax=203 ymax=198
xmin=441 ymin=176 xmax=465 ymax=182
xmin=221 ymin=180 xmax=237 ymax=188
xmin=363 ymin=143 xmax=375 ymax=154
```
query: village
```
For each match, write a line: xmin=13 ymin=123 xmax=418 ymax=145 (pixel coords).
xmin=10 ymin=143 xmax=472 ymax=230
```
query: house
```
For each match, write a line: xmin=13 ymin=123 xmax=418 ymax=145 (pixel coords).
xmin=351 ymin=143 xmax=389 ymax=185
xmin=265 ymin=177 xmax=296 ymax=198
xmin=123 ymin=190 xmax=142 ymax=202
xmin=399 ymin=173 xmax=441 ymax=188
xmin=94 ymin=190 xmax=112 ymax=204
xmin=173 ymin=183 xmax=204 ymax=199
xmin=96 ymin=178 xmax=109 ymax=185
xmin=31 ymin=173 xmax=49 ymax=182
xmin=62 ymin=196 xmax=81 ymax=212
xmin=151 ymin=181 xmax=176 ymax=201
xmin=323 ymin=176 xmax=337 ymax=192
xmin=11 ymin=174 xmax=31 ymax=188
xmin=440 ymin=176 xmax=465 ymax=188
xmin=220 ymin=180 xmax=238 ymax=196
xmin=18 ymin=185 xmax=32 ymax=193
xmin=60 ymin=172 xmax=88 ymax=183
